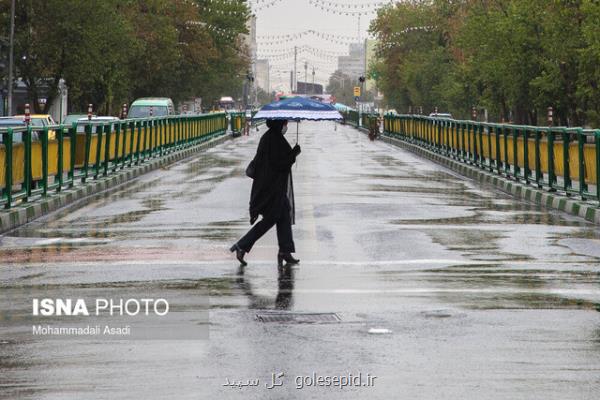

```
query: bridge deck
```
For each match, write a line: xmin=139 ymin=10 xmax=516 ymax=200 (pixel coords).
xmin=1 ymin=122 xmax=599 ymax=399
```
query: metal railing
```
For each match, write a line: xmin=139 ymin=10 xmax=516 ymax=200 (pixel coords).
xmin=341 ymin=110 xmax=360 ymax=127
xmin=384 ymin=114 xmax=600 ymax=204
xmin=0 ymin=113 xmax=228 ymax=209
xmin=229 ymin=111 xmax=265 ymax=135
xmin=362 ymin=113 xmax=379 ymax=131
xmin=229 ymin=112 xmax=246 ymax=135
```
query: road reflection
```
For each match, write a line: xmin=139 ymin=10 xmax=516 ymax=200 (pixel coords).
xmin=235 ymin=264 xmax=295 ymax=310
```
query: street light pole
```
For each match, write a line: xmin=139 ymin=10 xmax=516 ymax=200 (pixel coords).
xmin=7 ymin=0 xmax=16 ymax=115
xmin=293 ymin=46 xmax=297 ymax=93
xmin=304 ymin=61 xmax=307 ymax=95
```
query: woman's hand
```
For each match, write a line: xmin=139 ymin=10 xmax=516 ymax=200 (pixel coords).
xmin=293 ymin=144 xmax=301 ymax=155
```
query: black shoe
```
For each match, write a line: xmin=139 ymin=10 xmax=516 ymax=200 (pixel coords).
xmin=277 ymin=252 xmax=299 ymax=267
xmin=230 ymin=244 xmax=247 ymax=266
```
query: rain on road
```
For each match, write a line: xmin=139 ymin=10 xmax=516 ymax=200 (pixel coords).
xmin=1 ymin=121 xmax=599 ymax=399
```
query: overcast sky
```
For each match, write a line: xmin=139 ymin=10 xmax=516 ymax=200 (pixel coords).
xmin=252 ymin=0 xmax=379 ymax=90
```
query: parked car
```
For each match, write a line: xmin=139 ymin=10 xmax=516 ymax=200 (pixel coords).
xmin=13 ymin=114 xmax=57 ymax=140
xmin=0 ymin=117 xmax=26 ymax=128
xmin=429 ymin=112 xmax=453 ymax=119
xmin=127 ymin=98 xmax=175 ymax=118
xmin=0 ymin=117 xmax=27 ymax=142
xmin=75 ymin=116 xmax=120 ymax=133
xmin=218 ymin=96 xmax=236 ymax=112
xmin=63 ymin=114 xmax=91 ymax=127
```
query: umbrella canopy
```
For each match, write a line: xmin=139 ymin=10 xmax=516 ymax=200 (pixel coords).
xmin=253 ymin=96 xmax=343 ymax=121
xmin=334 ymin=103 xmax=355 ymax=112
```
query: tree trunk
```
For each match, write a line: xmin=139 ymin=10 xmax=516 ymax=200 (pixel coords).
xmin=514 ymin=105 xmax=528 ymax=125
xmin=528 ymin=110 xmax=537 ymax=126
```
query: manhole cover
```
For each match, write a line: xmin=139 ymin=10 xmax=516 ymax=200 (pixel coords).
xmin=256 ymin=312 xmax=341 ymax=324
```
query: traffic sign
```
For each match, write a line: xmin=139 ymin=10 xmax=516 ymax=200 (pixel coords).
xmin=353 ymin=86 xmax=361 ymax=97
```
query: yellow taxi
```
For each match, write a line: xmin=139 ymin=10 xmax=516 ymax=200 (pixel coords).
xmin=13 ymin=114 xmax=57 ymax=140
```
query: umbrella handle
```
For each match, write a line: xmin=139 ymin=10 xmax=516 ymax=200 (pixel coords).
xmin=295 ymin=121 xmax=299 ymax=170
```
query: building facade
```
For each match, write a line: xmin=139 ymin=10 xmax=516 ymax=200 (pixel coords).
xmin=255 ymin=59 xmax=270 ymax=92
xmin=337 ymin=42 xmax=365 ymax=79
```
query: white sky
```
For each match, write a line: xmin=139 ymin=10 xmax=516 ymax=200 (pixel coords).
xmin=251 ymin=0 xmax=379 ymax=91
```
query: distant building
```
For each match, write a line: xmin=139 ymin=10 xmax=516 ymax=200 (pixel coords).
xmin=337 ymin=43 xmax=365 ymax=80
xmin=255 ymin=59 xmax=270 ymax=92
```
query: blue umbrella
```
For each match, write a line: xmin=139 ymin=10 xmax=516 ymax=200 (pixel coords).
xmin=334 ymin=103 xmax=355 ymax=112
xmin=253 ymin=96 xmax=343 ymax=142
xmin=253 ymin=96 xmax=343 ymax=121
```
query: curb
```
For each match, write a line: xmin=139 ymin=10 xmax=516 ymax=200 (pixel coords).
xmin=378 ymin=134 xmax=600 ymax=225
xmin=0 ymin=133 xmax=231 ymax=234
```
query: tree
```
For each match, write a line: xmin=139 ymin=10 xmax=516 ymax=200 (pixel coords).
xmin=0 ymin=0 xmax=134 ymax=114
xmin=190 ymin=0 xmax=250 ymax=105
xmin=369 ymin=0 xmax=456 ymax=115
xmin=256 ymin=87 xmax=272 ymax=106
xmin=580 ymin=0 xmax=600 ymax=126
xmin=0 ymin=0 xmax=251 ymax=116
xmin=369 ymin=0 xmax=600 ymax=126
xmin=326 ymin=70 xmax=356 ymax=106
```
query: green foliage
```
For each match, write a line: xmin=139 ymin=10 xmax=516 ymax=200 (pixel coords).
xmin=326 ymin=69 xmax=374 ymax=106
xmin=0 ymin=0 xmax=250 ymax=115
xmin=326 ymin=70 xmax=355 ymax=106
xmin=370 ymin=0 xmax=457 ymax=116
xmin=256 ymin=87 xmax=273 ymax=106
xmin=370 ymin=0 xmax=600 ymax=127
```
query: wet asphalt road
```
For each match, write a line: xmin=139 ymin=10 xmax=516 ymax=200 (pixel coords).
xmin=1 ymin=121 xmax=600 ymax=399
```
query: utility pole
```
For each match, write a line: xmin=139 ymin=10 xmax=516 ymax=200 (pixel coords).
xmin=363 ymin=38 xmax=367 ymax=110
xmin=293 ymin=46 xmax=297 ymax=93
xmin=304 ymin=61 xmax=308 ymax=95
xmin=243 ymin=72 xmax=253 ymax=110
xmin=254 ymin=76 xmax=258 ymax=107
xmin=7 ymin=0 xmax=16 ymax=115
xmin=364 ymin=39 xmax=368 ymax=84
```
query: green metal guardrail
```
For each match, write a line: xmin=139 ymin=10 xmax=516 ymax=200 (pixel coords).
xmin=229 ymin=112 xmax=246 ymax=135
xmin=339 ymin=110 xmax=379 ymax=131
xmin=362 ymin=113 xmax=380 ymax=132
xmin=228 ymin=111 xmax=266 ymax=136
xmin=341 ymin=110 xmax=360 ymax=127
xmin=0 ymin=113 xmax=227 ymax=209
xmin=383 ymin=114 xmax=600 ymax=205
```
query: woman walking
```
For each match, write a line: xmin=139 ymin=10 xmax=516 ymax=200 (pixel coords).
xmin=230 ymin=119 xmax=301 ymax=267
